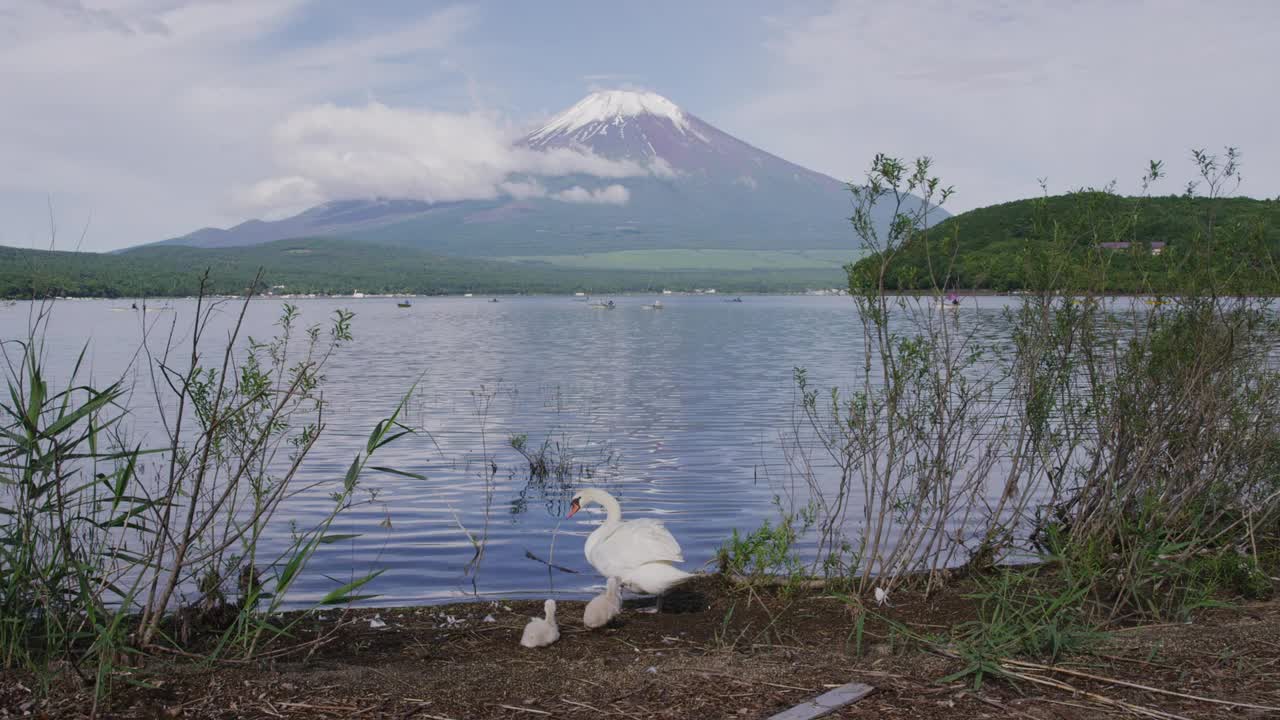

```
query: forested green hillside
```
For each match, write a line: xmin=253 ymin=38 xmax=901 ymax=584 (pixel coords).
xmin=0 ymin=237 xmax=845 ymax=298
xmin=852 ymin=194 xmax=1280 ymax=292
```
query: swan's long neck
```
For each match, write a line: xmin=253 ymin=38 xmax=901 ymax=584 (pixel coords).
xmin=596 ymin=492 xmax=622 ymax=526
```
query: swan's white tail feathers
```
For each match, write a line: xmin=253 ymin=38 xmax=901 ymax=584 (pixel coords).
xmin=624 ymin=562 xmax=695 ymax=596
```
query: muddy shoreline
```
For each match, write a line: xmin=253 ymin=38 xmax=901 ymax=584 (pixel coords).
xmin=3 ymin=575 xmax=1279 ymax=719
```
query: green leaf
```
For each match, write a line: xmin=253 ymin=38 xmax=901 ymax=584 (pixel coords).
xmin=322 ymin=593 xmax=380 ymax=605
xmin=26 ymin=370 xmax=46 ymax=427
xmin=110 ymin=446 xmax=141 ymax=508
xmin=343 ymin=454 xmax=362 ymax=492
xmin=318 ymin=570 xmax=385 ymax=605
xmin=60 ymin=342 xmax=91 ymax=419
xmin=370 ymin=466 xmax=426 ymax=481
xmin=319 ymin=533 xmax=361 ymax=544
xmin=365 ymin=419 xmax=388 ymax=454
xmin=41 ymin=382 xmax=123 ymax=438
xmin=276 ymin=543 xmax=313 ymax=589
xmin=248 ymin=618 xmax=293 ymax=638
xmin=372 ymin=426 xmax=413 ymax=451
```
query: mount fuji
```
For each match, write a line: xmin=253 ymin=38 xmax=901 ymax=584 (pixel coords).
xmin=153 ymin=91 xmax=937 ymax=258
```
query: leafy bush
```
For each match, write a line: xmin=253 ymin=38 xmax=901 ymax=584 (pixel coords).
xmin=0 ymin=279 xmax=417 ymax=701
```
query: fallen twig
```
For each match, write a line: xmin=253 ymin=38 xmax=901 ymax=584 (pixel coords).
xmin=696 ymin=671 xmax=814 ymax=692
xmin=1032 ymin=696 xmax=1121 ymax=714
xmin=494 ymin=703 xmax=552 ymax=715
xmin=1109 ymin=622 xmax=1186 ymax=634
xmin=559 ymin=697 xmax=606 ymax=713
xmin=1003 ymin=658 xmax=1280 ymax=713
xmin=276 ymin=701 xmax=359 ymax=712
xmin=965 ymin=692 xmax=1039 ymax=720
xmin=1003 ymin=670 xmax=1188 ymax=720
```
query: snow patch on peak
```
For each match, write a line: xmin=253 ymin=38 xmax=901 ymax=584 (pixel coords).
xmin=528 ymin=90 xmax=693 ymax=142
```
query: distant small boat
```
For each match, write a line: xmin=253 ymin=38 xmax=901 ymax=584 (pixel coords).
xmin=464 ymin=293 xmax=473 ymax=298
xmin=1144 ymin=297 xmax=1166 ymax=306
xmin=490 ymin=298 xmax=499 ymax=303
xmin=937 ymin=292 xmax=962 ymax=310
xmin=397 ymin=301 xmax=412 ymax=308
xmin=591 ymin=300 xmax=616 ymax=310
xmin=642 ymin=300 xmax=664 ymax=310
xmin=729 ymin=297 xmax=743 ymax=303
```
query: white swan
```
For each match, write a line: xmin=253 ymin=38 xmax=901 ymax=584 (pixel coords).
xmin=519 ymin=599 xmax=559 ymax=648
xmin=583 ymin=577 xmax=623 ymax=629
xmin=567 ymin=488 xmax=694 ymax=609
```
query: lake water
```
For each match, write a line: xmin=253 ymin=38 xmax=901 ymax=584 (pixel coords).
xmin=1 ymin=294 xmax=1025 ymax=607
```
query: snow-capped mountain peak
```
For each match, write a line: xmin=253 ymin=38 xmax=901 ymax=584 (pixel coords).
xmin=528 ymin=90 xmax=690 ymax=139
xmin=525 ymin=90 xmax=703 ymax=148
xmin=521 ymin=88 xmax=841 ymax=186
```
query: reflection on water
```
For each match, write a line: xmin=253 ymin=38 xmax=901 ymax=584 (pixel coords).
xmin=0 ymin=294 xmax=1030 ymax=607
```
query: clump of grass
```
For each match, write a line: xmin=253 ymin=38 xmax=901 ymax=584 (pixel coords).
xmin=510 ymin=431 xmax=615 ymax=484
xmin=718 ymin=520 xmax=798 ymax=578
xmin=941 ymin=565 xmax=1104 ymax=690
xmin=1190 ymin=550 xmax=1272 ymax=601
xmin=0 ymin=273 xmax=420 ymax=704
xmin=716 ymin=498 xmax=816 ymax=594
xmin=506 ymin=429 xmax=618 ymax=520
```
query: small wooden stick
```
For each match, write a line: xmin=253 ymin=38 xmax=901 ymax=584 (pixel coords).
xmin=1005 ymin=670 xmax=1188 ymax=720
xmin=696 ymin=671 xmax=814 ymax=692
xmin=494 ymin=704 xmax=552 ymax=715
xmin=560 ymin=698 xmax=607 ymax=713
xmin=276 ymin=701 xmax=359 ymax=711
xmin=1004 ymin=658 xmax=1280 ymax=713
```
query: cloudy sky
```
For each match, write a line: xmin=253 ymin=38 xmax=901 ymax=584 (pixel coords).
xmin=2 ymin=0 xmax=1276 ymax=251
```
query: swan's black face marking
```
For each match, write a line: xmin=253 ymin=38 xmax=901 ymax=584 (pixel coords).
xmin=567 ymin=497 xmax=582 ymax=518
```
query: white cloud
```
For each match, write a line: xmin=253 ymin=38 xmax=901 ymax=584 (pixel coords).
xmin=241 ymin=102 xmax=647 ymax=214
xmin=497 ymin=180 xmax=547 ymax=200
xmin=233 ymin=176 xmax=322 ymax=218
xmin=647 ymin=156 xmax=677 ymax=179
xmin=0 ymin=1 xmax=476 ymax=249
xmin=734 ymin=0 xmax=1280 ymax=211
xmin=550 ymin=185 xmax=630 ymax=205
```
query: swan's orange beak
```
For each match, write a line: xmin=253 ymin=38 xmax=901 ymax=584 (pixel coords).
xmin=566 ymin=498 xmax=581 ymax=518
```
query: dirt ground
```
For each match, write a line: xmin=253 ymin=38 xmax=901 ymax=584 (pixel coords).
xmin=3 ymin=576 xmax=1280 ymax=719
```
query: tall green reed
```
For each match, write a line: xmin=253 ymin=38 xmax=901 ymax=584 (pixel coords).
xmin=1 ymin=274 xmax=418 ymax=703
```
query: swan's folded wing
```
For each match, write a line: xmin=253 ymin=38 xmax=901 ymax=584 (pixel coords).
xmin=619 ymin=519 xmax=684 ymax=563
